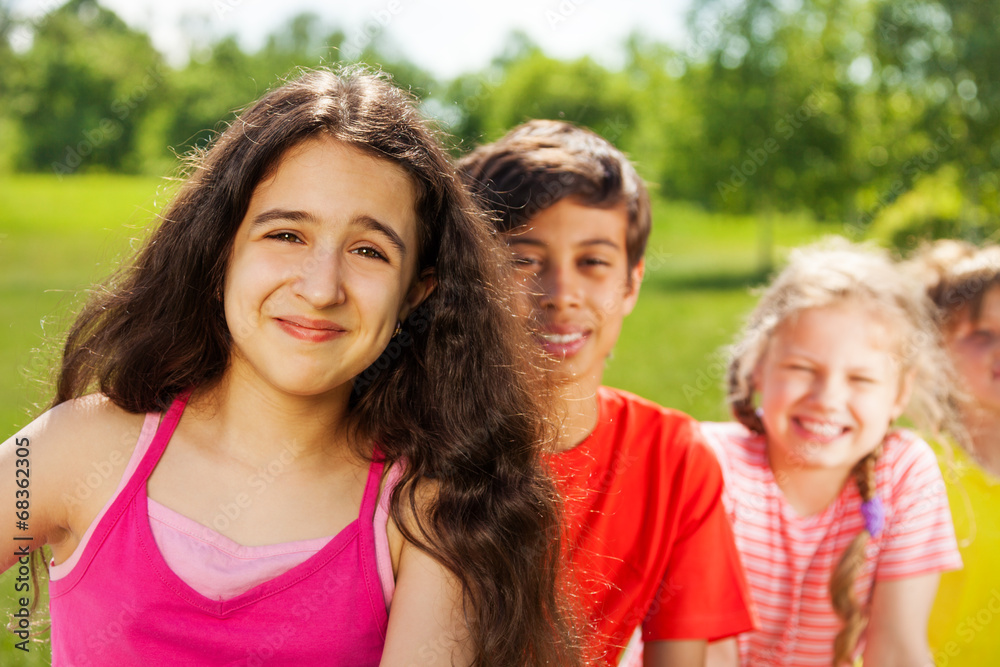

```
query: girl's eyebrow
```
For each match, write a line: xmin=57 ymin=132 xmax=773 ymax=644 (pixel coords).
xmin=251 ymin=208 xmax=407 ymax=255
xmin=252 ymin=208 xmax=310 ymax=226
xmin=354 ymin=214 xmax=407 ymax=255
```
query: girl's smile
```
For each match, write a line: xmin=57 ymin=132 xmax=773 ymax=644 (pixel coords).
xmin=754 ymin=301 xmax=912 ymax=478
xmin=223 ymin=135 xmax=433 ymax=400
xmin=274 ymin=315 xmax=348 ymax=343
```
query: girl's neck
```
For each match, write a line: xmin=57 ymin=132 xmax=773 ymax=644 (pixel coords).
xmin=190 ymin=371 xmax=355 ymax=466
xmin=964 ymin=406 xmax=1000 ymax=477
xmin=768 ymin=451 xmax=853 ymax=518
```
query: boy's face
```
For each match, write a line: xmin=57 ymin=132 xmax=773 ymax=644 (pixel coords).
xmin=506 ymin=197 xmax=644 ymax=389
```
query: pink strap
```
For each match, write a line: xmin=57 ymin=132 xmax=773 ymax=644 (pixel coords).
xmin=374 ymin=462 xmax=404 ymax=608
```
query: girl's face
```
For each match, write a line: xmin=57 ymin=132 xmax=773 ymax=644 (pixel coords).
xmin=223 ymin=136 xmax=434 ymax=400
xmin=947 ymin=284 xmax=1000 ymax=414
xmin=754 ymin=301 xmax=911 ymax=476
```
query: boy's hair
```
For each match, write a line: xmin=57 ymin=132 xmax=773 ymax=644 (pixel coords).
xmin=725 ymin=238 xmax=961 ymax=665
xmin=908 ymin=239 xmax=1000 ymax=332
xmin=52 ymin=66 xmax=578 ymax=667
xmin=457 ymin=119 xmax=651 ymax=271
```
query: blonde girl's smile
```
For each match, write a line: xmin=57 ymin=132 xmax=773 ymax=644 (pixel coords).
xmin=754 ymin=300 xmax=912 ymax=475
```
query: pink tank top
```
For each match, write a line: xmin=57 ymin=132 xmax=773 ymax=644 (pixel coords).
xmin=49 ymin=393 xmax=389 ymax=666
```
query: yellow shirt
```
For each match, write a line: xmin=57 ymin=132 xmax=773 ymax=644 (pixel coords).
xmin=928 ymin=441 xmax=1000 ymax=666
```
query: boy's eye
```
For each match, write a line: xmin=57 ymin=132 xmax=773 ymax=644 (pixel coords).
xmin=266 ymin=231 xmax=303 ymax=243
xmin=850 ymin=375 xmax=877 ymax=384
xmin=580 ymin=257 xmax=610 ymax=267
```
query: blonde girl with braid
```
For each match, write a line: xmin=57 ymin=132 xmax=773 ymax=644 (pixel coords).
xmin=702 ymin=240 xmax=963 ymax=667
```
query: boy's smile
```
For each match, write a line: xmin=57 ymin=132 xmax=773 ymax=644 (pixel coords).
xmin=506 ymin=197 xmax=644 ymax=392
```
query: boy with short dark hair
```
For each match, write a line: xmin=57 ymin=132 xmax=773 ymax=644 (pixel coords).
xmin=459 ymin=120 xmax=755 ymax=666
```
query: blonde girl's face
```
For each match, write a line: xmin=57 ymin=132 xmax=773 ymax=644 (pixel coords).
xmin=754 ymin=301 xmax=912 ymax=477
xmin=946 ymin=284 xmax=1000 ymax=414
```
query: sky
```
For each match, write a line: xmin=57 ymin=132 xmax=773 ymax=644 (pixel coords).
xmin=10 ymin=0 xmax=694 ymax=78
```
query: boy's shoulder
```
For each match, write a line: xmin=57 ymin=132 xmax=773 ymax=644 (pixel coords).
xmin=598 ymin=385 xmax=696 ymax=426
xmin=595 ymin=386 xmax=711 ymax=464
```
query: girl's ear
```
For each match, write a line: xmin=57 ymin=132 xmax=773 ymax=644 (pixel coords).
xmin=399 ymin=267 xmax=437 ymax=322
xmin=891 ymin=368 xmax=917 ymax=422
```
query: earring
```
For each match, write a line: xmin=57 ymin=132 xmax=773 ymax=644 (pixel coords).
xmin=393 ymin=320 xmax=402 ymax=338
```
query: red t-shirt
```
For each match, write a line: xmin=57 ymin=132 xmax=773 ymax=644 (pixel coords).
xmin=547 ymin=387 xmax=755 ymax=665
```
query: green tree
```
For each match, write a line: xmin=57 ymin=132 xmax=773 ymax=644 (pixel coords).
xmin=444 ymin=35 xmax=635 ymax=155
xmin=870 ymin=0 xmax=999 ymax=220
xmin=680 ymin=0 xmax=863 ymax=221
xmin=14 ymin=0 xmax=165 ymax=174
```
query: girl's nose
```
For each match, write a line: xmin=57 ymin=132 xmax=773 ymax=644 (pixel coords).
xmin=294 ymin=246 xmax=346 ymax=309
xmin=811 ymin=373 xmax=849 ymax=408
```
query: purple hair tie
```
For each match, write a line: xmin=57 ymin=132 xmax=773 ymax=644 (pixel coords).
xmin=861 ymin=496 xmax=885 ymax=537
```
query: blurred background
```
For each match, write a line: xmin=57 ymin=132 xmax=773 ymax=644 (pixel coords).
xmin=1 ymin=0 xmax=998 ymax=660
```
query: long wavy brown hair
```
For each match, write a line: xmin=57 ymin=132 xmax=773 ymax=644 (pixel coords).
xmin=53 ymin=66 xmax=578 ymax=666
xmin=725 ymin=239 xmax=962 ymax=666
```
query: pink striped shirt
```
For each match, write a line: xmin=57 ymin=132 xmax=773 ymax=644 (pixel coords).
xmin=701 ymin=422 xmax=961 ymax=666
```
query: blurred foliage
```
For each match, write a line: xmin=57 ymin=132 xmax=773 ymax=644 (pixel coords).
xmin=2 ymin=0 xmax=1000 ymax=250
xmin=868 ymin=164 xmax=998 ymax=252
xmin=7 ymin=0 xmax=164 ymax=173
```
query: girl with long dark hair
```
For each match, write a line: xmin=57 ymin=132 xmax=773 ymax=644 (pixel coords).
xmin=0 ymin=67 xmax=576 ymax=666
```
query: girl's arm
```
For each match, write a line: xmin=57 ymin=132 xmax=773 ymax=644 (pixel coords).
xmin=645 ymin=639 xmax=707 ymax=666
xmin=379 ymin=534 xmax=472 ymax=666
xmin=0 ymin=396 xmax=141 ymax=572
xmin=863 ymin=573 xmax=939 ymax=667
xmin=1 ymin=409 xmax=75 ymax=572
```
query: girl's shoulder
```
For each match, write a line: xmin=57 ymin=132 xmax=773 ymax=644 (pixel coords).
xmin=3 ymin=394 xmax=148 ymax=563
xmin=16 ymin=394 xmax=148 ymax=515
xmin=27 ymin=394 xmax=147 ymax=457
xmin=879 ymin=428 xmax=938 ymax=473
xmin=699 ymin=421 xmax=765 ymax=456
xmin=876 ymin=428 xmax=946 ymax=499
xmin=698 ymin=421 xmax=769 ymax=477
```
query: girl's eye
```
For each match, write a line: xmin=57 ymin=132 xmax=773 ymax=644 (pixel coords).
xmin=353 ymin=246 xmax=387 ymax=261
xmin=785 ymin=364 xmax=813 ymax=373
xmin=850 ymin=375 xmax=877 ymax=384
xmin=266 ymin=231 xmax=303 ymax=243
xmin=970 ymin=329 xmax=998 ymax=344
xmin=513 ymin=256 xmax=541 ymax=269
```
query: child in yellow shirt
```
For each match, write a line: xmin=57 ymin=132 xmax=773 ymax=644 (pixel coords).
xmin=910 ymin=241 xmax=1000 ymax=666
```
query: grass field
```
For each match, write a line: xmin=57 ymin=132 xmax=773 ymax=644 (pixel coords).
xmin=0 ymin=174 xmax=828 ymax=664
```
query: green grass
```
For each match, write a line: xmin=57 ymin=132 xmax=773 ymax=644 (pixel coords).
xmin=0 ymin=174 xmax=828 ymax=664
xmin=0 ymin=174 xmax=164 ymax=666
xmin=0 ymin=174 xmax=166 ymax=434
